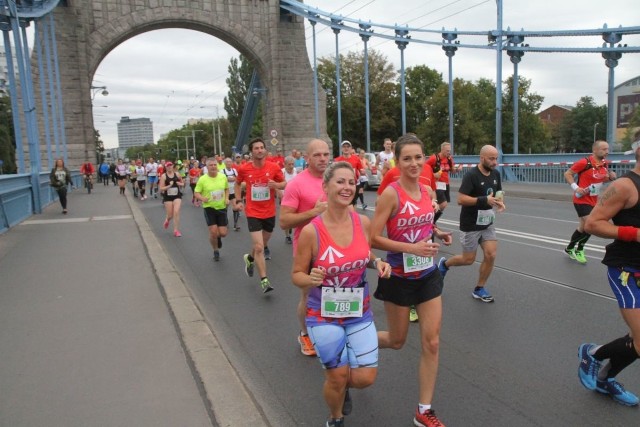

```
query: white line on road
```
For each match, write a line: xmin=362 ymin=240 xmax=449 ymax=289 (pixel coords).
xmin=22 ymin=215 xmax=132 ymax=225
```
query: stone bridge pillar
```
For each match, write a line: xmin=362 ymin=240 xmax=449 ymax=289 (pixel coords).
xmin=33 ymin=1 xmax=328 ymax=169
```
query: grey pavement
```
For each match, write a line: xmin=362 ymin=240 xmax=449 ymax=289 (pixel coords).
xmin=0 ymin=182 xmax=266 ymax=427
xmin=0 ymin=177 xmax=567 ymax=427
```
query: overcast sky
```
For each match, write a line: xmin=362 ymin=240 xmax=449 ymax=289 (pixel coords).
xmin=92 ymin=0 xmax=640 ymax=149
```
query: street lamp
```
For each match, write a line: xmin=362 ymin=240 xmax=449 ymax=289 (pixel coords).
xmin=91 ymin=85 xmax=108 ymax=100
xmin=593 ymin=122 xmax=599 ymax=144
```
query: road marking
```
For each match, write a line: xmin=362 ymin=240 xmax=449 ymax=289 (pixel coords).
xmin=22 ymin=215 xmax=132 ymax=225
xmin=437 ymin=218 xmax=606 ymax=253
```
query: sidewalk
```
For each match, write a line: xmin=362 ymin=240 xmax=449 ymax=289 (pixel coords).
xmin=0 ymin=183 xmax=265 ymax=427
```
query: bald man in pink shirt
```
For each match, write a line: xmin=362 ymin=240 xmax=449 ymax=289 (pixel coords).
xmin=280 ymin=139 xmax=331 ymax=356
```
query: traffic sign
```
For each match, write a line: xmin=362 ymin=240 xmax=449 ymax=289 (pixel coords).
xmin=270 ymin=129 xmax=278 ymax=138
xmin=270 ymin=138 xmax=278 ymax=146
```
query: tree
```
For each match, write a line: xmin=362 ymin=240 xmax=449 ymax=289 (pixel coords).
xmin=94 ymin=129 xmax=105 ymax=164
xmin=223 ymin=55 xmax=263 ymax=147
xmin=501 ymin=76 xmax=549 ymax=153
xmin=417 ymin=78 xmax=495 ymax=155
xmin=557 ymin=96 xmax=607 ymax=152
xmin=317 ymin=49 xmax=399 ymax=153
xmin=405 ymin=65 xmax=443 ymax=132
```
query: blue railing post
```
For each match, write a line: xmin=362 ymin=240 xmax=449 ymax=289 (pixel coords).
xmin=442 ymin=31 xmax=458 ymax=154
xmin=1 ymin=22 xmax=25 ymax=174
xmin=331 ymin=19 xmax=343 ymax=145
xmin=395 ymin=28 xmax=409 ymax=135
xmin=360 ymin=24 xmax=372 ymax=153
xmin=35 ymin=18 xmax=53 ymax=168
xmin=309 ymin=16 xmax=320 ymax=138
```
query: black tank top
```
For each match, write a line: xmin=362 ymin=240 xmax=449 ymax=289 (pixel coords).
xmin=602 ymin=171 xmax=640 ymax=269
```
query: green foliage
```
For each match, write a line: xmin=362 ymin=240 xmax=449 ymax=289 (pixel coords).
xmin=94 ymin=129 xmax=105 ymax=164
xmin=502 ymin=76 xmax=549 ymax=153
xmin=223 ymin=55 xmax=263 ymax=146
xmin=0 ymin=96 xmax=15 ymax=173
xmin=405 ymin=65 xmax=443 ymax=132
xmin=557 ymin=96 xmax=607 ymax=152
xmin=318 ymin=49 xmax=400 ymax=153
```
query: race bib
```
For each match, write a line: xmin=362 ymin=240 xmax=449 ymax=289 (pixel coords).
xmin=436 ymin=181 xmax=447 ymax=191
xmin=589 ymin=183 xmax=603 ymax=196
xmin=251 ymin=185 xmax=270 ymax=201
xmin=320 ymin=287 xmax=364 ymax=318
xmin=476 ymin=209 xmax=495 ymax=226
xmin=210 ymin=190 xmax=224 ymax=201
xmin=403 ymin=252 xmax=433 ymax=273
xmin=167 ymin=187 xmax=179 ymax=196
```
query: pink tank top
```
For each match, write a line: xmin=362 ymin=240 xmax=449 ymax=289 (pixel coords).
xmin=306 ymin=211 xmax=373 ymax=326
xmin=386 ymin=182 xmax=436 ymax=279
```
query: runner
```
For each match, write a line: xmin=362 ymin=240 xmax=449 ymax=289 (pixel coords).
xmin=146 ymin=157 xmax=159 ymax=198
xmin=426 ymin=142 xmax=461 ymax=223
xmin=233 ymin=138 xmax=286 ymax=293
xmin=188 ymin=160 xmax=202 ymax=206
xmin=280 ymin=155 xmax=298 ymax=244
xmin=135 ymin=160 xmax=147 ymax=200
xmin=128 ymin=160 xmax=138 ymax=197
xmin=115 ymin=158 xmax=129 ymax=195
xmin=280 ymin=139 xmax=331 ymax=356
xmin=437 ymin=145 xmax=506 ymax=303
xmin=370 ymin=133 xmax=452 ymax=427
xmin=578 ymin=140 xmax=640 ymax=406
xmin=563 ymin=140 xmax=616 ymax=264
xmin=195 ymin=158 xmax=229 ymax=261
xmin=335 ymin=140 xmax=365 ymax=208
xmin=291 ymin=161 xmax=390 ymax=427
xmin=222 ymin=158 xmax=241 ymax=231
xmin=159 ymin=161 xmax=185 ymax=237
xmin=379 ymin=138 xmax=395 ymax=176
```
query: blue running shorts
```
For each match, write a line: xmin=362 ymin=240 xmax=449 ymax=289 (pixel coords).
xmin=308 ymin=321 xmax=378 ymax=370
xmin=607 ymin=266 xmax=640 ymax=309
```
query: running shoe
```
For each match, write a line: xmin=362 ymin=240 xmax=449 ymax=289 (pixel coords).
xmin=260 ymin=277 xmax=274 ymax=293
xmin=285 ymin=236 xmax=293 ymax=244
xmin=298 ymin=334 xmax=316 ymax=356
xmin=243 ymin=254 xmax=254 ymax=277
xmin=472 ymin=287 xmax=494 ymax=303
xmin=574 ymin=249 xmax=587 ymax=264
xmin=264 ymin=246 xmax=271 ymax=260
xmin=409 ymin=307 xmax=419 ymax=322
xmin=578 ymin=343 xmax=600 ymax=391
xmin=326 ymin=418 xmax=344 ymax=427
xmin=414 ymin=408 xmax=445 ymax=427
xmin=596 ymin=378 xmax=640 ymax=406
xmin=217 ymin=236 xmax=222 ymax=249
xmin=213 ymin=250 xmax=220 ymax=262
xmin=564 ymin=247 xmax=577 ymax=260
xmin=437 ymin=257 xmax=448 ymax=279
xmin=163 ymin=218 xmax=170 ymax=229
xmin=342 ymin=388 xmax=352 ymax=415
xmin=174 ymin=230 xmax=182 ymax=237
xmin=361 ymin=204 xmax=368 ymax=210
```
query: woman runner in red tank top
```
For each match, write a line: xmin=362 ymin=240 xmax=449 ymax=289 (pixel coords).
xmin=293 ymin=162 xmax=390 ymax=427
xmin=371 ymin=134 xmax=453 ymax=427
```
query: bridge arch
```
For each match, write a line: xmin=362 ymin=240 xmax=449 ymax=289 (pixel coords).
xmin=42 ymin=1 xmax=328 ymax=167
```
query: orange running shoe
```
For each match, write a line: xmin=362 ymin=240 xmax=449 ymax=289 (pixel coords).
xmin=298 ymin=333 xmax=316 ymax=356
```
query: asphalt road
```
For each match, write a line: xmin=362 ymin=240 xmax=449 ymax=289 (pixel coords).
xmin=138 ymin=189 xmax=639 ymax=427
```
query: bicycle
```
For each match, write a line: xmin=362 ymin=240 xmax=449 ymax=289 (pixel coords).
xmin=84 ymin=174 xmax=93 ymax=194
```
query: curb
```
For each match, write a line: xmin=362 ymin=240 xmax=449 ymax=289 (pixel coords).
xmin=126 ymin=193 xmax=269 ymax=427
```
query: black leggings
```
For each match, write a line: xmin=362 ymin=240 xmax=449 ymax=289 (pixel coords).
xmin=56 ymin=187 xmax=68 ymax=209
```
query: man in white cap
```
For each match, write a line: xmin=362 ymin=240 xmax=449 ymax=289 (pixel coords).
xmin=335 ymin=140 xmax=365 ymax=207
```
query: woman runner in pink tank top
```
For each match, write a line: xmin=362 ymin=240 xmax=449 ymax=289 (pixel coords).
xmin=293 ymin=162 xmax=390 ymax=427
xmin=371 ymin=134 xmax=453 ymax=427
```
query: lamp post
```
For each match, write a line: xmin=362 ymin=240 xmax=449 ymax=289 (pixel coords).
xmin=593 ymin=122 xmax=599 ymax=144
xmin=90 ymin=85 xmax=108 ymax=100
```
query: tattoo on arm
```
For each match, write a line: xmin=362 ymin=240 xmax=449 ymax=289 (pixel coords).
xmin=598 ymin=186 xmax=617 ymax=206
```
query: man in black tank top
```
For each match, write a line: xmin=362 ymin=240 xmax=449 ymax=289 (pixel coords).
xmin=578 ymin=140 xmax=640 ymax=406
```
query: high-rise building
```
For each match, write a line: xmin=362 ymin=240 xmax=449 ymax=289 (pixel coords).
xmin=117 ymin=116 xmax=154 ymax=149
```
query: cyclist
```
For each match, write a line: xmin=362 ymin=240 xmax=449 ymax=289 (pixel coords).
xmin=80 ymin=161 xmax=95 ymax=190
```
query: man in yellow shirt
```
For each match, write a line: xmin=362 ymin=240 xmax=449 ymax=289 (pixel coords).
xmin=195 ymin=158 xmax=229 ymax=261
